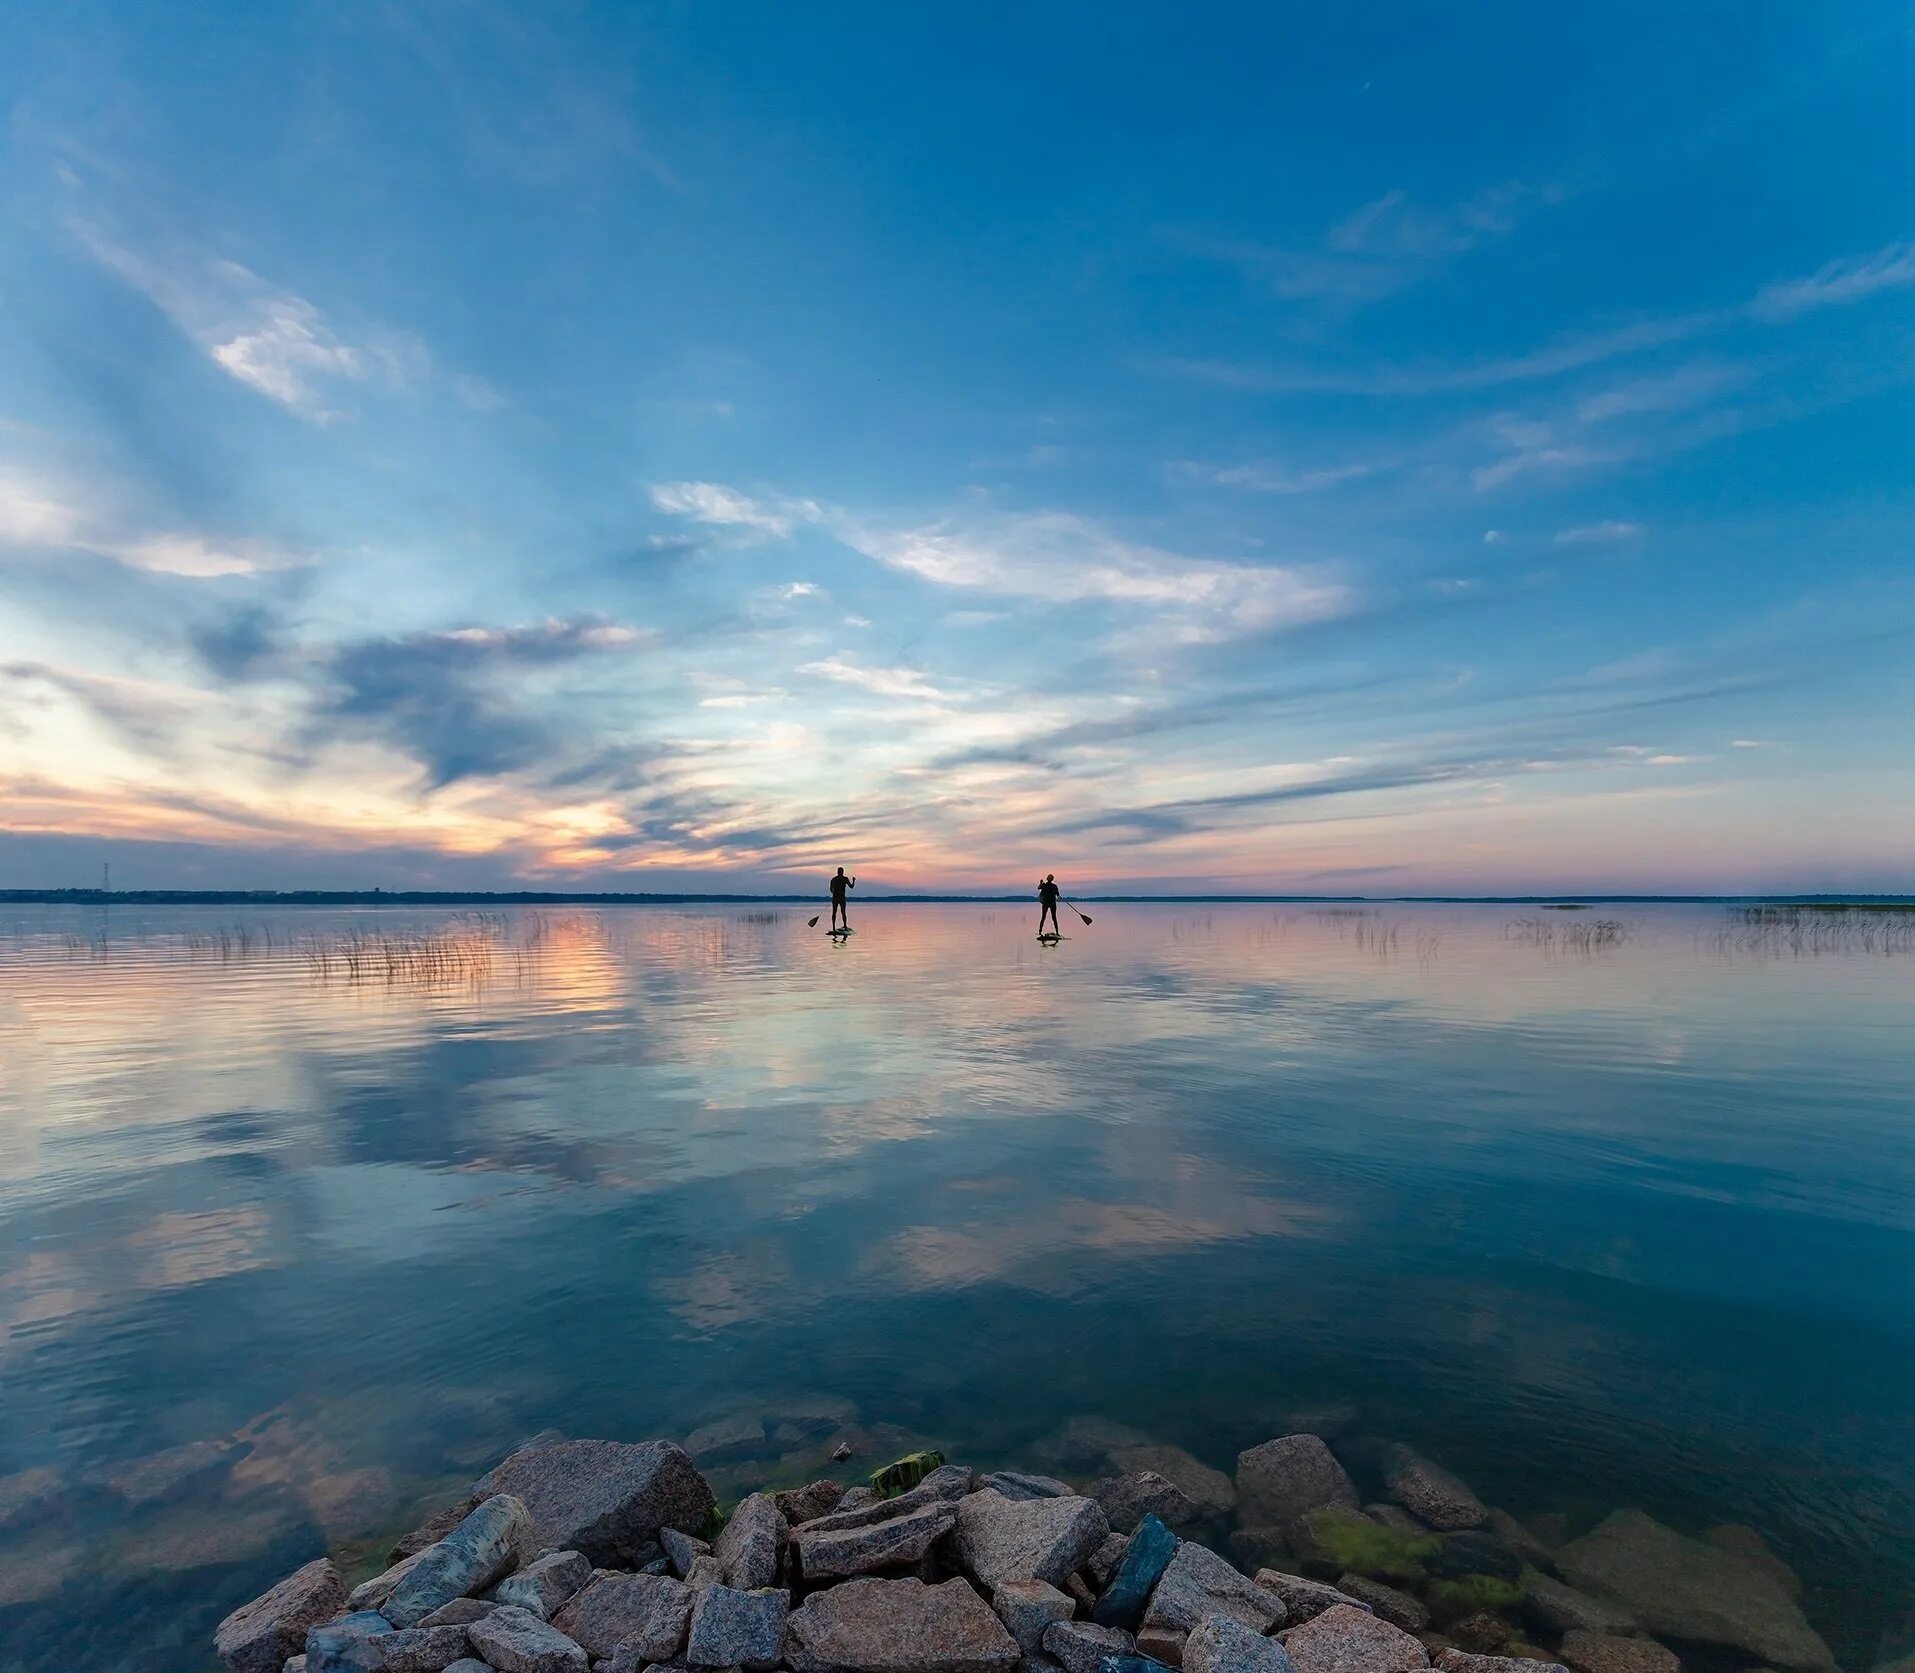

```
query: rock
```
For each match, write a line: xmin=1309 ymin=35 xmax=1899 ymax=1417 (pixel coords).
xmin=351 ymin=1552 xmax=427 ymax=1613
xmin=955 ymin=1489 xmax=1111 ymax=1589
xmin=1094 ymin=1473 xmax=1200 ymax=1534
xmin=1227 ymin=1531 xmax=1292 ymax=1573
xmin=1554 ymin=1512 xmax=1832 ymax=1671
xmin=1031 ymin=1418 xmax=1154 ymax=1473
xmin=1365 ymin=1509 xmax=1432 ymax=1537
xmin=662 ymin=1527 xmax=712 ymax=1577
xmin=1089 ymin=1532 xmax=1133 ymax=1587
xmin=1435 ymin=1655 xmax=1568 ymax=1673
xmin=385 ymin=1495 xmax=533 ymax=1627
xmin=834 ymin=1442 xmax=857 ymax=1462
xmin=785 ymin=1576 xmax=1022 ymax=1673
xmin=1186 ymin=1615 xmax=1298 ymax=1673
xmin=395 ymin=1500 xmax=484 ymax=1564
xmin=713 ymin=1493 xmax=787 ymax=1590
xmin=798 ymin=1469 xmax=974 ymax=1535
xmin=796 ymin=1500 xmax=959 ymax=1580
xmin=0 ymin=1465 xmax=64 ymax=1530
xmin=1143 ymin=1543 xmax=1285 ymax=1636
xmin=984 ymin=1473 xmax=1078 ymax=1502
xmin=1046 ymin=1623 xmax=1136 ymax=1673
xmin=496 ymin=1551 xmax=593 ymax=1619
xmin=287 ymin=1658 xmax=308 ymax=1673
xmin=994 ymin=1581 xmax=1078 ymax=1654
xmin=1558 ymin=1635 xmax=1680 ymax=1673
xmin=420 ymin=1600 xmax=501 ymax=1628
xmin=467 ymin=1604 xmax=590 ymax=1673
xmin=1094 ymin=1515 xmax=1180 ymax=1630
xmin=1481 ymin=1514 xmax=1553 ymax=1574
xmin=1251 ymin=1574 xmax=1371 ymax=1627
xmin=685 ymin=1553 xmax=725 ymax=1590
xmin=775 ymin=1481 xmax=847 ymax=1524
xmin=100 ymin=1438 xmax=240 ymax=1506
xmin=1701 ymin=1527 xmax=1800 ymax=1599
xmin=1279 ymin=1605 xmax=1428 ymax=1673
xmin=839 ymin=1485 xmax=885 ymax=1511
xmin=1517 ymin=1573 xmax=1635 ymax=1638
xmin=440 ymin=1663 xmax=491 ymax=1673
xmin=1136 ymin=1627 xmax=1190 ymax=1668
xmin=1428 ymin=1536 xmax=1519 ymax=1584
xmin=217 ymin=1558 xmax=349 ymax=1673
xmin=1109 ymin=1448 xmax=1235 ymax=1522
xmin=1335 ymin=1579 xmax=1427 ymax=1633
xmin=552 ymin=1573 xmax=693 ymax=1660
xmin=473 ymin=1440 xmax=716 ymax=1568
xmin=685 ymin=1584 xmax=789 ymax=1671
xmin=1236 ymin=1440 xmax=1360 ymax=1528
xmin=685 ymin=1416 xmax=768 ymax=1464
xmin=306 ymin=1613 xmax=395 ymax=1673
xmin=1379 ymin=1451 xmax=1485 ymax=1534
xmin=1068 ymin=1576 xmax=1100 ymax=1612
xmin=377 ymin=1626 xmax=475 ymax=1673
xmin=1444 ymin=1620 xmax=1512 ymax=1657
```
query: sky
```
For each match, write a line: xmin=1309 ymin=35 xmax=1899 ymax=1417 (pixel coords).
xmin=2 ymin=2 xmax=1913 ymax=896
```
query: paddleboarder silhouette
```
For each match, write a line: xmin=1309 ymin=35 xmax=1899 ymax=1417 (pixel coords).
xmin=828 ymin=866 xmax=856 ymax=932
xmin=1037 ymin=874 xmax=1061 ymax=938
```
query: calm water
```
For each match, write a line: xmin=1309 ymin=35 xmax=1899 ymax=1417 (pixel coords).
xmin=0 ymin=902 xmax=1910 ymax=1671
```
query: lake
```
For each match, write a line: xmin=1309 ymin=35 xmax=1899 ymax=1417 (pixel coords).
xmin=0 ymin=901 xmax=1909 ymax=1671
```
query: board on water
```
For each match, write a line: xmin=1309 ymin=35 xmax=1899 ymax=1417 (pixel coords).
xmin=827 ymin=926 xmax=855 ymax=937
xmin=1037 ymin=932 xmax=1066 ymax=942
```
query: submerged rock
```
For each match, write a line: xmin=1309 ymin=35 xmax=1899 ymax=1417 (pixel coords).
xmin=1143 ymin=1543 xmax=1285 ymax=1636
xmin=797 ymin=1499 xmax=958 ymax=1580
xmin=471 ymin=1439 xmax=715 ymax=1567
xmin=466 ymin=1604 xmax=589 ymax=1673
xmin=215 ymin=1557 xmax=347 ymax=1673
xmin=99 ymin=1438 xmax=241 ymax=1507
xmin=1334 ymin=1577 xmax=1427 ymax=1633
xmin=1095 ymin=1472 xmax=1200 ymax=1534
xmin=1279 ymin=1604 xmax=1428 ymax=1673
xmin=1252 ymin=1573 xmax=1372 ymax=1627
xmin=1186 ymin=1615 xmax=1298 ymax=1673
xmin=1434 ymin=1654 xmax=1567 ymax=1673
xmin=1093 ymin=1514 xmax=1180 ymax=1630
xmin=684 ymin=1415 xmax=767 ymax=1464
xmin=1109 ymin=1448 xmax=1236 ymax=1522
xmin=775 ymin=1480 xmax=848 ymax=1524
xmin=685 ymin=1582 xmax=789 ymax=1670
xmin=495 ymin=1550 xmax=592 ymax=1619
xmin=1379 ymin=1450 xmax=1486 ymax=1534
xmin=954 ymin=1489 xmax=1111 ymax=1589
xmin=1555 ymin=1511 xmax=1832 ymax=1671
xmin=552 ymin=1570 xmax=692 ymax=1660
xmin=713 ymin=1492 xmax=787 ymax=1590
xmin=1236 ymin=1439 xmax=1360 ymax=1528
xmin=1517 ymin=1572 xmax=1635 ymax=1638
xmin=384 ymin=1494 xmax=532 ymax=1627
xmin=1558 ymin=1633 xmax=1680 ymax=1673
xmin=785 ymin=1576 xmax=1021 ymax=1673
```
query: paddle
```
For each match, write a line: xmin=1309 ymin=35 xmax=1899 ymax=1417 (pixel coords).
xmin=807 ymin=915 xmax=821 ymax=927
xmin=1063 ymin=898 xmax=1093 ymax=926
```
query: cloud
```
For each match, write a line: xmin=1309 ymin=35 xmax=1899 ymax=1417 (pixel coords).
xmin=1171 ymin=458 xmax=1378 ymax=494
xmin=1576 ymin=363 xmax=1747 ymax=423
xmin=1554 ymin=521 xmax=1644 ymax=546
xmin=1 ymin=661 xmax=206 ymax=754
xmin=0 ymin=467 xmax=300 ymax=577
xmin=797 ymin=656 xmax=951 ymax=701
xmin=648 ymin=481 xmax=814 ymax=538
xmin=1752 ymin=241 xmax=1915 ymax=320
xmin=1482 ymin=530 xmax=1506 ymax=545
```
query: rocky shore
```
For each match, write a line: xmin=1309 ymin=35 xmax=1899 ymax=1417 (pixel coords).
xmin=214 ymin=1430 xmax=1843 ymax=1673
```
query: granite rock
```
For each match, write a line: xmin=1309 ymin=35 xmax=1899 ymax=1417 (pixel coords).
xmin=981 ymin=1472 xmax=1076 ymax=1501
xmin=1236 ymin=1440 xmax=1360 ymax=1529
xmin=1278 ymin=1605 xmax=1428 ymax=1673
xmin=798 ymin=1468 xmax=975 ymax=1536
xmin=495 ymin=1551 xmax=593 ymax=1620
xmin=466 ymin=1604 xmax=590 ymax=1673
xmin=1558 ymin=1634 xmax=1680 ymax=1673
xmin=350 ymin=1553 xmax=426 ymax=1614
xmin=215 ymin=1559 xmax=348 ymax=1673
xmin=774 ymin=1481 xmax=847 ymax=1524
xmin=1094 ymin=1473 xmax=1200 ymax=1535
xmin=785 ymin=1576 xmax=1022 ymax=1673
xmin=1516 ymin=1573 xmax=1635 ymax=1638
xmin=684 ymin=1415 xmax=766 ymax=1464
xmin=796 ymin=1500 xmax=958 ymax=1580
xmin=552 ymin=1571 xmax=693 ymax=1661
xmin=376 ymin=1625 xmax=475 ymax=1673
xmin=993 ymin=1580 xmax=1077 ymax=1654
xmin=661 ymin=1527 xmax=712 ymax=1578
xmin=1143 ymin=1543 xmax=1285 ymax=1637
xmin=685 ymin=1583 xmax=789 ymax=1671
xmin=472 ymin=1441 xmax=715 ymax=1568
xmin=1252 ymin=1575 xmax=1371 ymax=1628
xmin=1379 ymin=1452 xmax=1485 ymax=1534
xmin=1186 ymin=1615 xmax=1298 ymax=1673
xmin=1334 ymin=1578 xmax=1427 ymax=1633
xmin=955 ymin=1489 xmax=1112 ymax=1589
xmin=1434 ymin=1655 xmax=1568 ymax=1673
xmin=1135 ymin=1626 xmax=1190 ymax=1669
xmin=712 ymin=1494 xmax=787 ymax=1591
xmin=1109 ymin=1448 xmax=1236 ymax=1522
xmin=1089 ymin=1533 xmax=1133 ymax=1587
xmin=305 ymin=1613 xmax=394 ymax=1673
xmin=1045 ymin=1622 xmax=1136 ymax=1673
xmin=394 ymin=1501 xmax=483 ymax=1564
xmin=385 ymin=1495 xmax=533 ymax=1628
xmin=419 ymin=1599 xmax=500 ymax=1628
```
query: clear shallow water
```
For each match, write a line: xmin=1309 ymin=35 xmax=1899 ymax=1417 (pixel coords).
xmin=0 ymin=902 xmax=1910 ymax=1671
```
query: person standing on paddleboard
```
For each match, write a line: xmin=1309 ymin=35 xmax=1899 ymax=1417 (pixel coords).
xmin=1037 ymin=874 xmax=1062 ymax=937
xmin=829 ymin=866 xmax=857 ymax=931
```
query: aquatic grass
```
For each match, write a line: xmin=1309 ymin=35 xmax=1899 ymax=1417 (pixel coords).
xmin=1716 ymin=905 xmax=1915 ymax=957
xmin=1427 ymin=1574 xmax=1523 ymax=1618
xmin=1507 ymin=915 xmax=1630 ymax=953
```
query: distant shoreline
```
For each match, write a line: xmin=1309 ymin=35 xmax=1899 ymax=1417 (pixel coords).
xmin=4 ymin=889 xmax=1911 ymax=908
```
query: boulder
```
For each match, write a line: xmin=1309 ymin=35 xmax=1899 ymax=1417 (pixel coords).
xmin=217 ymin=1559 xmax=349 ymax=1673
xmin=472 ymin=1440 xmax=715 ymax=1567
xmin=306 ymin=1613 xmax=394 ymax=1673
xmin=684 ymin=1553 xmax=724 ymax=1590
xmin=1030 ymin=1417 xmax=1154 ymax=1473
xmin=662 ymin=1526 xmax=712 ymax=1577
xmin=440 ymin=1663 xmax=491 ymax=1673
xmin=838 ymin=1485 xmax=887 ymax=1513
xmin=1046 ymin=1623 xmax=1136 ymax=1673
xmin=1143 ymin=1544 xmax=1285 ymax=1637
xmin=419 ymin=1600 xmax=500 ymax=1628
xmin=1278 ymin=1605 xmax=1428 ymax=1673
xmin=1379 ymin=1452 xmax=1485 ymax=1534
xmin=1444 ymin=1619 xmax=1513 ymax=1657
xmin=1110 ymin=1448 xmax=1236 ymax=1522
xmin=376 ymin=1626 xmax=475 ymax=1673
xmin=1090 ymin=1533 xmax=1134 ymax=1586
xmin=713 ymin=1493 xmax=787 ymax=1590
xmin=350 ymin=1552 xmax=426 ymax=1614
xmin=1701 ymin=1526 xmax=1800 ymax=1599
xmin=993 ymin=1580 xmax=1077 ymax=1653
xmin=1095 ymin=1473 xmax=1200 ymax=1534
xmin=983 ymin=1472 xmax=1077 ymax=1502
xmin=1236 ymin=1440 xmax=1360 ymax=1529
xmin=798 ymin=1468 xmax=974 ymax=1535
xmin=1558 ymin=1635 xmax=1680 ymax=1673
xmin=99 ymin=1437 xmax=241 ymax=1506
xmin=1252 ymin=1575 xmax=1371 ymax=1628
xmin=1364 ymin=1509 xmax=1431 ymax=1538
xmin=796 ymin=1500 xmax=959 ymax=1580
xmin=287 ymin=1659 xmax=308 ymax=1673
xmin=1434 ymin=1656 xmax=1568 ymax=1673
xmin=1516 ymin=1573 xmax=1634 ymax=1638
xmin=685 ymin=1583 xmax=789 ymax=1671
xmin=775 ymin=1481 xmax=848 ymax=1524
xmin=684 ymin=1415 xmax=767 ymax=1463
xmin=955 ymin=1489 xmax=1111 ymax=1589
xmin=785 ymin=1576 xmax=1022 ymax=1673
xmin=1480 ymin=1514 xmax=1553 ymax=1574
xmin=1136 ymin=1626 xmax=1190 ymax=1668
xmin=1187 ymin=1615 xmax=1299 ymax=1673
xmin=1094 ymin=1516 xmax=1180 ymax=1630
xmin=394 ymin=1500 xmax=483 ymax=1564
xmin=1554 ymin=1512 xmax=1832 ymax=1671
xmin=1427 ymin=1536 xmax=1519 ymax=1584
xmin=1227 ymin=1531 xmax=1293 ymax=1574
xmin=1334 ymin=1579 xmax=1426 ymax=1633
xmin=0 ymin=1465 xmax=64 ymax=1530
xmin=553 ymin=1572 xmax=693 ymax=1661
xmin=467 ymin=1605 xmax=590 ymax=1673
xmin=385 ymin=1495 xmax=533 ymax=1627
xmin=495 ymin=1551 xmax=593 ymax=1620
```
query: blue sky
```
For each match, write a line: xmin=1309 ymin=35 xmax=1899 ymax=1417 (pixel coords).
xmin=2 ymin=2 xmax=1912 ymax=893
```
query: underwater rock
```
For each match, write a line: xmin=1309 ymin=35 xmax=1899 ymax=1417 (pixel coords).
xmin=684 ymin=1415 xmax=768 ymax=1464
xmin=1379 ymin=1450 xmax=1486 ymax=1534
xmin=1335 ymin=1576 xmax=1428 ymax=1632
xmin=1558 ymin=1632 xmax=1680 ymax=1673
xmin=1252 ymin=1572 xmax=1371 ymax=1625
xmin=1111 ymin=1447 xmax=1237 ymax=1522
xmin=1095 ymin=1471 xmax=1201 ymax=1534
xmin=1237 ymin=1439 xmax=1360 ymax=1528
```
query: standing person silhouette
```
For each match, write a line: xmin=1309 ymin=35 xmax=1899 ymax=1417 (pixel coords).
xmin=829 ymin=866 xmax=857 ymax=931
xmin=1037 ymin=873 xmax=1061 ymax=938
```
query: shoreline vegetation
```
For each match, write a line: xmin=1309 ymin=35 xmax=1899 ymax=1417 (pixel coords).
xmin=213 ymin=1426 xmax=1848 ymax=1673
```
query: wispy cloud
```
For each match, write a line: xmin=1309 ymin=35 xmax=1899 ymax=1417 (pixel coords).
xmin=1554 ymin=521 xmax=1644 ymax=546
xmin=0 ymin=467 xmax=300 ymax=577
xmin=648 ymin=481 xmax=816 ymax=538
xmin=1752 ymin=241 xmax=1915 ymax=320
xmin=797 ymin=656 xmax=951 ymax=701
xmin=1170 ymin=458 xmax=1378 ymax=494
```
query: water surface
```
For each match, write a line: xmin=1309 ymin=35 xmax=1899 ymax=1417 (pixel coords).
xmin=1 ymin=902 xmax=1910 ymax=1670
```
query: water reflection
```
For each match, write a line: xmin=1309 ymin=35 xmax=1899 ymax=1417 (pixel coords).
xmin=0 ymin=903 xmax=1910 ymax=1668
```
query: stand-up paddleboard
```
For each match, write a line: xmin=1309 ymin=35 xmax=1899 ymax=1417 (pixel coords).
xmin=1037 ymin=932 xmax=1065 ymax=943
xmin=828 ymin=926 xmax=854 ymax=937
